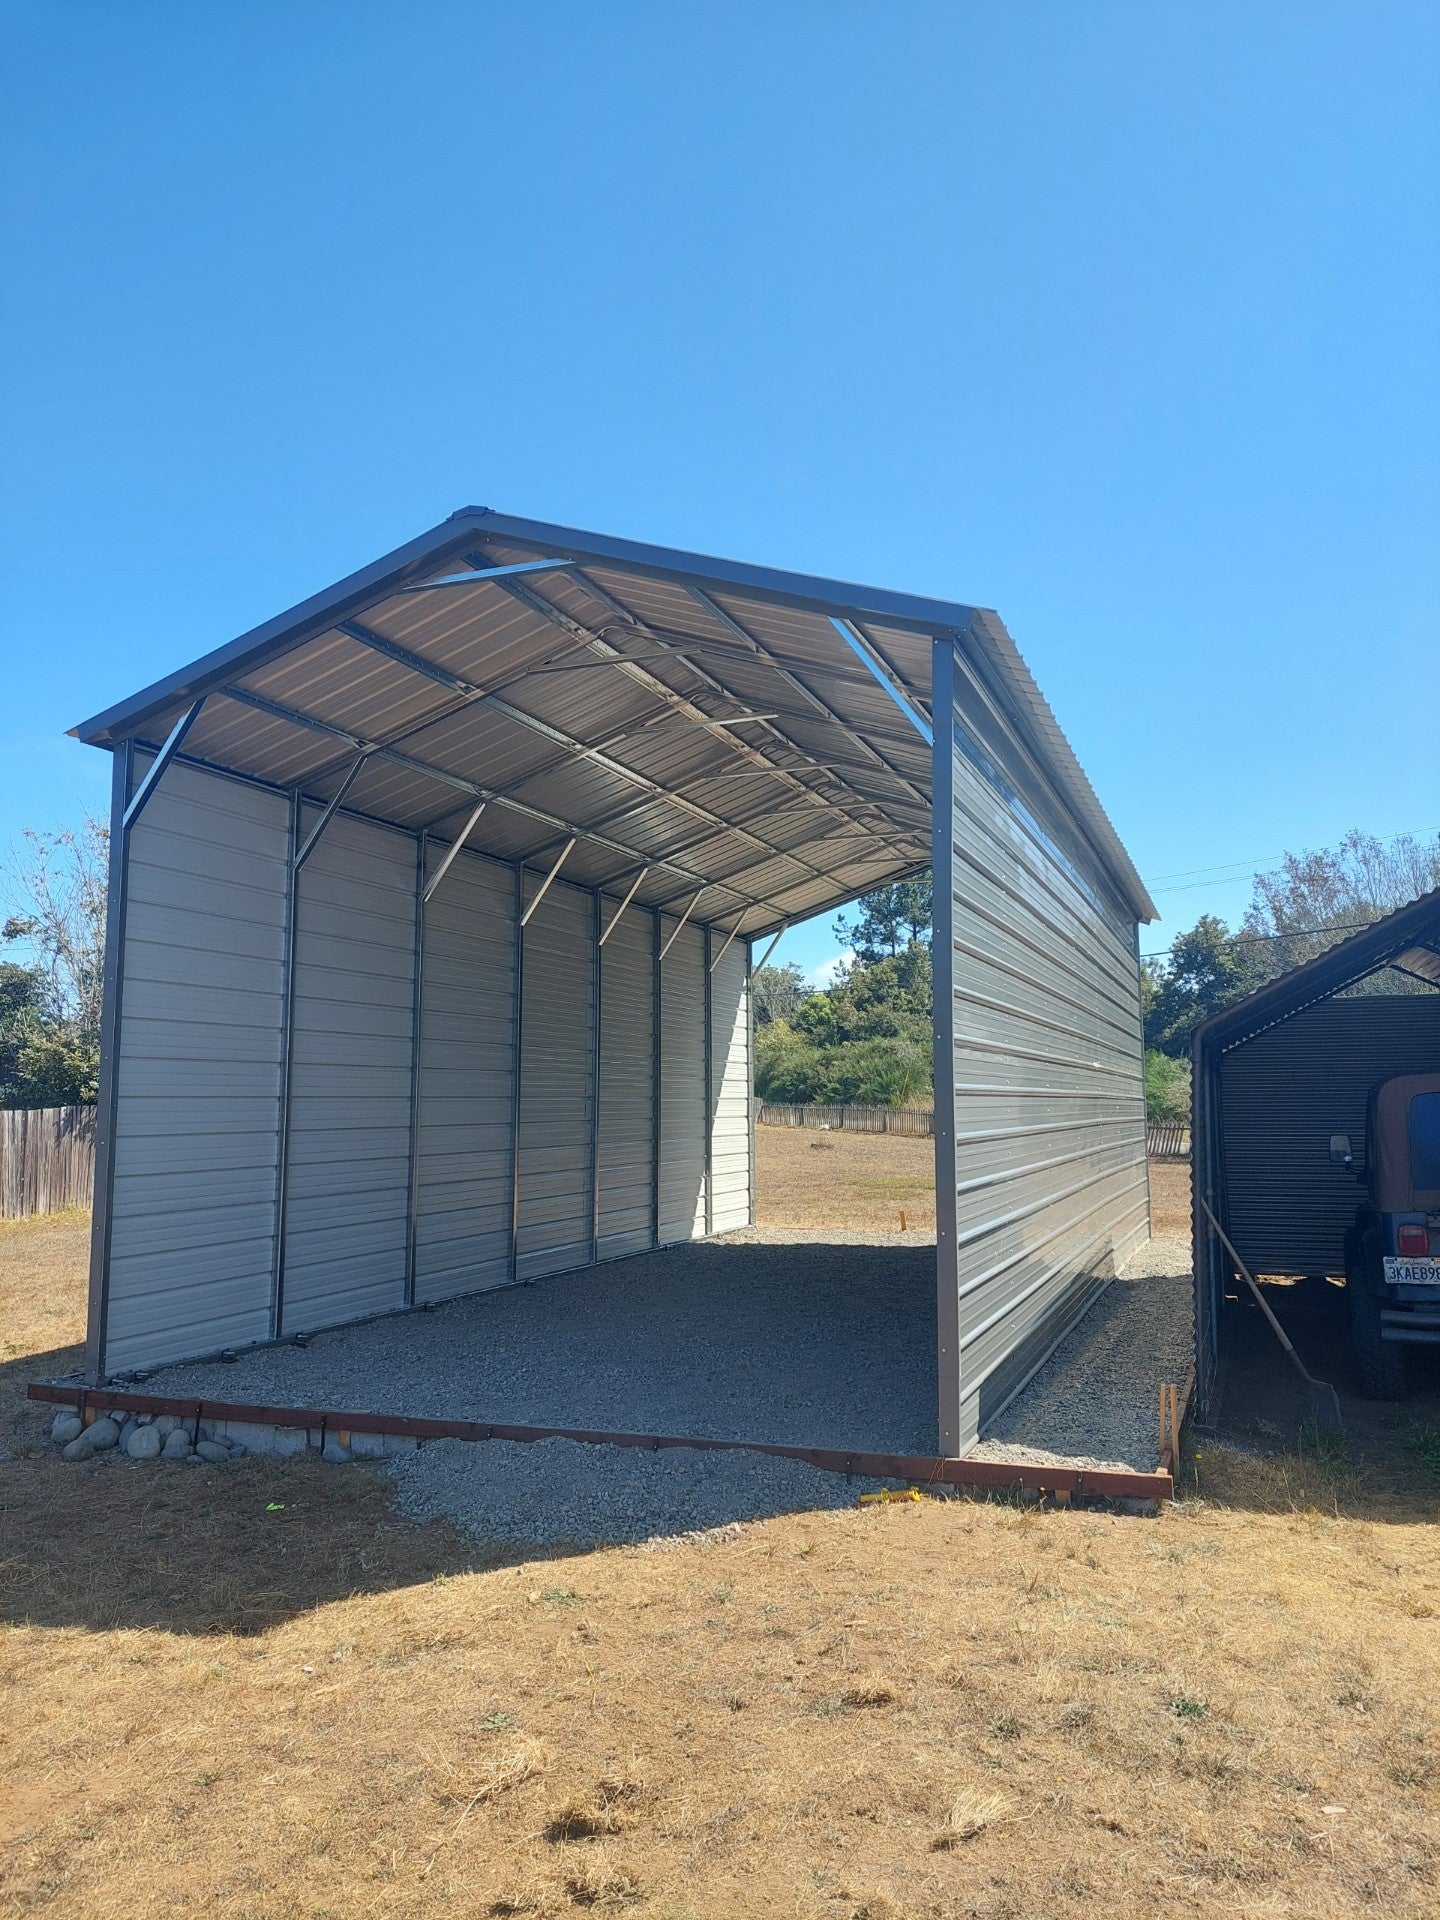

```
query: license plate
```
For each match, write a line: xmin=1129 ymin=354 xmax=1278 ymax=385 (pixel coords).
xmin=1384 ymin=1256 xmax=1440 ymax=1287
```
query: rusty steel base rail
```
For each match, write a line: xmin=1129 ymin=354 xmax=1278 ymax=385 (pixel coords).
xmin=27 ymin=1382 xmax=1176 ymax=1504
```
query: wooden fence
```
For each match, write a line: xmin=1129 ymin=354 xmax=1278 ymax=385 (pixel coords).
xmin=1146 ymin=1122 xmax=1191 ymax=1161
xmin=0 ymin=1106 xmax=97 ymax=1218
xmin=0 ymin=1101 xmax=1187 ymax=1217
xmin=757 ymin=1102 xmax=936 ymax=1138
xmin=759 ymin=1102 xmax=1191 ymax=1159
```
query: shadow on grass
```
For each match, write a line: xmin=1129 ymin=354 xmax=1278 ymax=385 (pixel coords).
xmin=1 ymin=1342 xmax=573 ymax=1638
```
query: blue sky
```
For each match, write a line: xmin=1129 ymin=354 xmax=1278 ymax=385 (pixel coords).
xmin=2 ymin=2 xmax=1437 ymax=982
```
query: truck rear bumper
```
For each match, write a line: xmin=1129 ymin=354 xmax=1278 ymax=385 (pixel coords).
xmin=1381 ymin=1303 xmax=1440 ymax=1343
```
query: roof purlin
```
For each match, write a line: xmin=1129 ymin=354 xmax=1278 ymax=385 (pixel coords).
xmin=70 ymin=506 xmax=1154 ymax=923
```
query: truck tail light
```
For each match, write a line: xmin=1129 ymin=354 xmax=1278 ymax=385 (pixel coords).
xmin=1397 ymin=1223 xmax=1430 ymax=1257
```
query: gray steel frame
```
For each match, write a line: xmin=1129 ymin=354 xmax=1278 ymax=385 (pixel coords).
xmin=590 ymin=887 xmax=602 ymax=1266
xmin=651 ymin=906 xmax=662 ymax=1249
xmin=745 ymin=938 xmax=757 ymax=1229
xmin=703 ymin=924 xmax=714 ymax=1237
xmin=404 ymin=831 xmax=428 ymax=1307
xmin=84 ymin=745 xmax=134 ymax=1382
xmin=272 ymin=777 xmax=389 ymax=1339
xmin=509 ymin=862 xmax=525 ymax=1282
xmin=87 ymin=737 xmax=761 ymax=1378
xmin=270 ymin=790 xmax=301 ymax=1338
xmin=930 ymin=638 xmax=962 ymax=1455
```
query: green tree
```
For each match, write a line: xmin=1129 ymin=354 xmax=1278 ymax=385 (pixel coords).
xmin=752 ymin=961 xmax=811 ymax=1026
xmin=2 ymin=817 xmax=108 ymax=1106
xmin=1243 ymin=828 xmax=1440 ymax=980
xmin=0 ymin=960 xmax=99 ymax=1106
xmin=764 ymin=943 xmax=934 ymax=1106
xmin=754 ymin=1021 xmax=829 ymax=1103
xmin=833 ymin=877 xmax=932 ymax=964
xmin=1145 ymin=915 xmax=1268 ymax=1057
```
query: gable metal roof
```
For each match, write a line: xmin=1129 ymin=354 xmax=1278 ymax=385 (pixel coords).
xmin=1194 ymin=885 xmax=1440 ymax=1058
xmin=73 ymin=508 xmax=1156 ymax=931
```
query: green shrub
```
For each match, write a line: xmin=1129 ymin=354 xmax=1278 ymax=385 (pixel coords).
xmin=1144 ymin=1049 xmax=1190 ymax=1123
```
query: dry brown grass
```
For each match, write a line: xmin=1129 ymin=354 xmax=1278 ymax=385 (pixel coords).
xmin=755 ymin=1127 xmax=1192 ymax=1246
xmin=756 ymin=1125 xmax=937 ymax=1233
xmin=1148 ymin=1159 xmax=1191 ymax=1238
xmin=3 ymin=1172 xmax=1439 ymax=1919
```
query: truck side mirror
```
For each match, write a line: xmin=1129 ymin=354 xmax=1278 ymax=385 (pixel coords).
xmin=1329 ymin=1133 xmax=1353 ymax=1169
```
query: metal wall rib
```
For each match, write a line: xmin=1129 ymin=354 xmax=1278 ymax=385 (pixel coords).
xmin=709 ymin=939 xmax=752 ymax=1233
xmin=93 ymin=763 xmax=752 ymax=1374
xmin=413 ymin=846 xmax=518 ymax=1300
xmin=598 ymin=903 xmax=656 ymax=1258
xmin=659 ymin=917 xmax=708 ymax=1243
xmin=104 ymin=760 xmax=289 ymax=1372
xmin=935 ymin=640 xmax=1148 ymax=1455
xmin=515 ymin=875 xmax=594 ymax=1280
xmin=280 ymin=807 xmax=417 ymax=1333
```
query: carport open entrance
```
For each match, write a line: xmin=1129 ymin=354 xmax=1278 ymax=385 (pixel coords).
xmin=73 ymin=511 xmax=1155 ymax=1459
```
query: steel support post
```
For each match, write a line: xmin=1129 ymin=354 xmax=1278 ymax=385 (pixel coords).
xmin=745 ymin=938 xmax=757 ymax=1229
xmin=590 ymin=887 xmax=602 ymax=1266
xmin=931 ymin=637 xmax=963 ymax=1456
xmin=703 ymin=923 xmax=714 ymax=1237
xmin=651 ymin=906 xmax=662 ymax=1248
xmin=1133 ymin=922 xmax=1152 ymax=1242
xmin=270 ymin=790 xmax=301 ymax=1339
xmin=84 ymin=744 xmax=135 ymax=1383
xmin=273 ymin=780 xmax=368 ymax=1340
xmin=509 ymin=862 xmax=525 ymax=1283
xmin=404 ymin=832 xmax=428 ymax=1307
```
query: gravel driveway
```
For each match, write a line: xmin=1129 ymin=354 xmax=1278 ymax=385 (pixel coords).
xmin=148 ymin=1229 xmax=1193 ymax=1548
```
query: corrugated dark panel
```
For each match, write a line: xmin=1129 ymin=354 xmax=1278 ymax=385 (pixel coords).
xmin=1219 ymin=996 xmax=1440 ymax=1276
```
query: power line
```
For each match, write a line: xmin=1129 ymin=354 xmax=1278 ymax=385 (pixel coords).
xmin=1147 ymin=825 xmax=1439 ymax=894
xmin=1141 ymin=920 xmax=1376 ymax=959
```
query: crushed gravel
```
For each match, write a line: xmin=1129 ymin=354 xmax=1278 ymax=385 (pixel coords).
xmin=146 ymin=1229 xmax=1194 ymax=1548
xmin=972 ymin=1233 xmax=1194 ymax=1474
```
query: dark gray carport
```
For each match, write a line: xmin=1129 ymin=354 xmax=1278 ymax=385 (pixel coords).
xmin=73 ymin=508 xmax=1157 ymax=1459
xmin=1191 ymin=887 xmax=1440 ymax=1410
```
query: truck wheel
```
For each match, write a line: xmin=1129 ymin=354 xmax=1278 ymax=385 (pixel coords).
xmin=1346 ymin=1263 xmax=1406 ymax=1400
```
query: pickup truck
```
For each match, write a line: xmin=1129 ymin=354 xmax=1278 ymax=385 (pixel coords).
xmin=1333 ymin=1072 xmax=1440 ymax=1398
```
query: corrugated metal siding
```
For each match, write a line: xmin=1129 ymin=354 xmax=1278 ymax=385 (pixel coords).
xmin=280 ymin=809 xmax=417 ymax=1333
xmin=1218 ymin=995 xmax=1440 ymax=1276
xmin=937 ymin=647 xmax=1148 ymax=1454
xmin=709 ymin=938 xmax=752 ymax=1232
xmin=659 ymin=917 xmax=707 ymax=1243
xmin=597 ymin=903 xmax=656 ymax=1259
xmin=515 ymin=877 xmax=594 ymax=1279
xmin=413 ymin=848 xmax=517 ymax=1300
xmin=106 ymin=761 xmax=288 ymax=1371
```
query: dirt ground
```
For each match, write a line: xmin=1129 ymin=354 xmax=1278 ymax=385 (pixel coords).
xmin=2 ymin=1152 xmax=1438 ymax=1919
xmin=756 ymin=1124 xmax=937 ymax=1234
xmin=753 ymin=1128 xmax=1192 ymax=1243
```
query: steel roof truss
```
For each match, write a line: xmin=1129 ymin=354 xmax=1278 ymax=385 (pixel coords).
xmin=488 ymin=561 xmax=922 ymax=848
xmin=336 ymin=617 xmax=873 ymax=899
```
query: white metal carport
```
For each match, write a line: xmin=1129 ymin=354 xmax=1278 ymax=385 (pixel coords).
xmin=74 ymin=509 xmax=1157 ymax=1457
